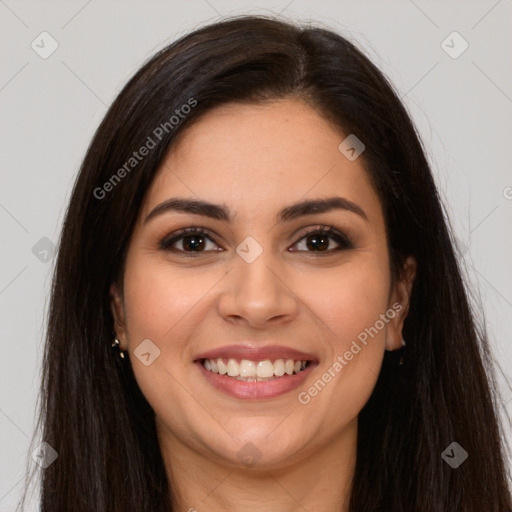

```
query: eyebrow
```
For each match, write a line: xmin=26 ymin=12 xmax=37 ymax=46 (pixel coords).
xmin=144 ymin=196 xmax=368 ymax=225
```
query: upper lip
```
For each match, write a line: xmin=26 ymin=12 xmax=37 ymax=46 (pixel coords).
xmin=194 ymin=344 xmax=318 ymax=363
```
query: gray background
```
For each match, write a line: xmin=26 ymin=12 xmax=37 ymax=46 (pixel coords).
xmin=1 ymin=0 xmax=511 ymax=509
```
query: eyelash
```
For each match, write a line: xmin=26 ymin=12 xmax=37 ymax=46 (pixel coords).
xmin=158 ymin=225 xmax=354 ymax=257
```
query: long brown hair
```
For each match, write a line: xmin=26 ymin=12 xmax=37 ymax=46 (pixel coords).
xmin=21 ymin=14 xmax=511 ymax=511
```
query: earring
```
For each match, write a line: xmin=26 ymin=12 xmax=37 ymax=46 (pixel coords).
xmin=399 ymin=338 xmax=406 ymax=365
xmin=111 ymin=336 xmax=127 ymax=359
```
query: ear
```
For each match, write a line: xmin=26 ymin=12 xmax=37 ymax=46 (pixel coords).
xmin=110 ymin=283 xmax=128 ymax=350
xmin=385 ymin=256 xmax=417 ymax=352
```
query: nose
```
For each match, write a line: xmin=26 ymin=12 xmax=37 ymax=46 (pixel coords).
xmin=217 ymin=250 xmax=298 ymax=329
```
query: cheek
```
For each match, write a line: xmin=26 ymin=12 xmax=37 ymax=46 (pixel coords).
xmin=120 ymin=257 xmax=218 ymax=426
xmin=122 ymin=257 xmax=218 ymax=346
xmin=300 ymin=258 xmax=390 ymax=408
xmin=122 ymin=247 xmax=391 ymax=362
xmin=309 ymin=259 xmax=391 ymax=347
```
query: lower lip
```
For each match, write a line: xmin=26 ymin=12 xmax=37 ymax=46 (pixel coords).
xmin=195 ymin=360 xmax=316 ymax=399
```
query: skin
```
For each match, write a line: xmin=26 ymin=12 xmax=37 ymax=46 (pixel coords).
xmin=111 ymin=98 xmax=416 ymax=512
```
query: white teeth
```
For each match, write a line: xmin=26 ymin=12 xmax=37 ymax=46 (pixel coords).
xmin=202 ymin=357 xmax=310 ymax=378
xmin=274 ymin=359 xmax=285 ymax=376
xmin=239 ymin=359 xmax=256 ymax=377
xmin=256 ymin=360 xmax=274 ymax=378
xmin=217 ymin=359 xmax=227 ymax=375
xmin=227 ymin=358 xmax=239 ymax=377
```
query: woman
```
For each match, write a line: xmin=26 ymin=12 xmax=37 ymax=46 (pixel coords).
xmin=23 ymin=14 xmax=511 ymax=512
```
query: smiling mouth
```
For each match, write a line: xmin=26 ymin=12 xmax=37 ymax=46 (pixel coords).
xmin=199 ymin=357 xmax=311 ymax=382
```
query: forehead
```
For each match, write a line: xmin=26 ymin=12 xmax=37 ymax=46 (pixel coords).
xmin=141 ymin=99 xmax=382 ymax=225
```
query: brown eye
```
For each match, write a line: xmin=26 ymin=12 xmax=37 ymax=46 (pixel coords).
xmin=180 ymin=234 xmax=207 ymax=251
xmin=292 ymin=227 xmax=353 ymax=254
xmin=304 ymin=233 xmax=331 ymax=251
xmin=159 ymin=228 xmax=222 ymax=255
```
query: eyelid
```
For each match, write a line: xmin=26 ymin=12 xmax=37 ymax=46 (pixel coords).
xmin=293 ymin=224 xmax=345 ymax=241
xmin=158 ymin=226 xmax=222 ymax=252
xmin=159 ymin=224 xmax=354 ymax=254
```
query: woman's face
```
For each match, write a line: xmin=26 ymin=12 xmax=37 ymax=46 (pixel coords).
xmin=112 ymin=99 xmax=414 ymax=470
